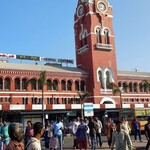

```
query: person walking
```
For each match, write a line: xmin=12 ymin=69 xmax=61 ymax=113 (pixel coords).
xmin=111 ymin=120 xmax=133 ymax=150
xmin=121 ymin=117 xmax=131 ymax=134
xmin=88 ymin=117 xmax=97 ymax=150
xmin=25 ymin=122 xmax=44 ymax=150
xmin=75 ymin=119 xmax=88 ymax=150
xmin=25 ymin=121 xmax=33 ymax=146
xmin=72 ymin=117 xmax=80 ymax=149
xmin=1 ymin=120 xmax=10 ymax=149
xmin=145 ymin=117 xmax=150 ymax=150
xmin=6 ymin=122 xmax=24 ymax=150
xmin=133 ymin=117 xmax=142 ymax=142
xmin=105 ymin=118 xmax=114 ymax=148
xmin=53 ymin=117 xmax=64 ymax=150
xmin=94 ymin=117 xmax=103 ymax=147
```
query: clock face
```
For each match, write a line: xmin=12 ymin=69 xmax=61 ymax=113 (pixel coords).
xmin=97 ymin=2 xmax=107 ymax=12
xmin=77 ymin=5 xmax=83 ymax=17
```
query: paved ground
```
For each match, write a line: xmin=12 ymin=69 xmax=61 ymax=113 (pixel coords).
xmin=42 ymin=135 xmax=148 ymax=150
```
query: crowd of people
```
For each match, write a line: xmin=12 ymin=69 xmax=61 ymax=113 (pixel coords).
xmin=0 ymin=116 xmax=149 ymax=150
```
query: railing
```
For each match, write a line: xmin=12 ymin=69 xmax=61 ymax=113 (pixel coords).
xmin=96 ymin=43 xmax=113 ymax=51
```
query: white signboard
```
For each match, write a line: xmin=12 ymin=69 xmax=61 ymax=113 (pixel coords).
xmin=84 ymin=103 xmax=94 ymax=117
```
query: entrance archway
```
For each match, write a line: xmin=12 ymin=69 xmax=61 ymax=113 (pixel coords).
xmin=100 ymin=97 xmax=116 ymax=104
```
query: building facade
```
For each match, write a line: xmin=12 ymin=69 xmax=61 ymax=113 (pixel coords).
xmin=0 ymin=0 xmax=150 ymax=124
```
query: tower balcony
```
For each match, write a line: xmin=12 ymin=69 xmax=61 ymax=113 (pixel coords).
xmin=96 ymin=43 xmax=113 ymax=51
xmin=77 ymin=44 xmax=89 ymax=55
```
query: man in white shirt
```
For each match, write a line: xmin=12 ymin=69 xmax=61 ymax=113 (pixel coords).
xmin=111 ymin=120 xmax=133 ymax=150
xmin=26 ymin=122 xmax=44 ymax=150
xmin=72 ymin=117 xmax=80 ymax=149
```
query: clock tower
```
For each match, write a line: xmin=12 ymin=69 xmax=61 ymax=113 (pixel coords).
xmin=74 ymin=0 xmax=118 ymax=104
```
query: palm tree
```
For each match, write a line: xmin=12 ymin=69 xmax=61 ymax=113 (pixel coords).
xmin=38 ymin=71 xmax=47 ymax=111
xmin=108 ymin=82 xmax=128 ymax=109
xmin=27 ymin=70 xmax=53 ymax=125
xmin=76 ymin=91 xmax=90 ymax=119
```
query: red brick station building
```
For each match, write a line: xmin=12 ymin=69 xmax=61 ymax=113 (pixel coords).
xmin=0 ymin=0 xmax=150 ymax=124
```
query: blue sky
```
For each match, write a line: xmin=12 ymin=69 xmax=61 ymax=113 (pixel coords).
xmin=0 ymin=0 xmax=150 ymax=71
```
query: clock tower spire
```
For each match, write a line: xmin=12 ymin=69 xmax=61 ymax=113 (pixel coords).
xmin=74 ymin=0 xmax=118 ymax=104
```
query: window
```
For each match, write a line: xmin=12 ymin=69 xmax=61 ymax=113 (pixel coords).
xmin=54 ymin=98 xmax=59 ymax=104
xmin=139 ymin=83 xmax=143 ymax=93
xmin=98 ymin=70 xmax=104 ymax=89
xmin=129 ymin=83 xmax=133 ymax=92
xmin=80 ymin=81 xmax=85 ymax=91
xmin=47 ymin=79 xmax=53 ymax=90
xmin=104 ymin=29 xmax=110 ymax=44
xmin=61 ymin=80 xmax=66 ymax=91
xmin=5 ymin=97 xmax=10 ymax=102
xmin=68 ymin=98 xmax=73 ymax=104
xmin=0 ymin=78 xmax=3 ymax=90
xmin=22 ymin=78 xmax=27 ymax=90
xmin=22 ymin=97 xmax=28 ymax=104
xmin=75 ymin=81 xmax=79 ymax=91
xmin=32 ymin=97 xmax=37 ymax=104
xmin=31 ymin=79 xmax=37 ymax=90
xmin=5 ymin=78 xmax=11 ymax=90
xmin=15 ymin=78 xmax=20 ymax=90
xmin=53 ymin=80 xmax=58 ymax=91
xmin=47 ymin=97 xmax=53 ymax=104
xmin=62 ymin=98 xmax=67 ymax=104
xmin=0 ymin=97 xmax=3 ymax=102
xmin=133 ymin=83 xmax=138 ymax=93
xmin=96 ymin=29 xmax=102 ymax=43
xmin=67 ymin=80 xmax=72 ymax=91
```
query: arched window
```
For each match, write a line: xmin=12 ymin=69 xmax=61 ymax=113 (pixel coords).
xmin=15 ymin=78 xmax=20 ymax=90
xmin=118 ymin=82 xmax=122 ymax=88
xmin=22 ymin=78 xmax=27 ymax=90
xmin=129 ymin=82 xmax=133 ymax=92
xmin=80 ymin=80 xmax=85 ymax=91
xmin=38 ymin=79 xmax=42 ymax=90
xmin=84 ymin=30 xmax=88 ymax=45
xmin=53 ymin=80 xmax=58 ymax=91
xmin=0 ymin=78 xmax=3 ymax=90
xmin=30 ymin=79 xmax=37 ymax=90
xmin=62 ymin=98 xmax=67 ymax=104
xmin=47 ymin=79 xmax=52 ymax=90
xmin=139 ymin=83 xmax=143 ymax=93
xmin=54 ymin=98 xmax=59 ymax=104
xmin=61 ymin=80 xmax=66 ymax=91
xmin=123 ymin=82 xmax=128 ymax=93
xmin=32 ymin=97 xmax=37 ymax=104
xmin=98 ymin=70 xmax=104 ymax=89
xmin=22 ymin=97 xmax=28 ymax=104
xmin=5 ymin=77 xmax=11 ymax=90
xmin=68 ymin=98 xmax=73 ymax=104
xmin=67 ymin=80 xmax=72 ymax=91
xmin=106 ymin=71 xmax=111 ymax=88
xmin=75 ymin=81 xmax=79 ymax=91
xmin=133 ymin=83 xmax=138 ymax=93
xmin=80 ymin=33 xmax=83 ymax=47
xmin=96 ymin=28 xmax=102 ymax=43
xmin=104 ymin=29 xmax=110 ymax=44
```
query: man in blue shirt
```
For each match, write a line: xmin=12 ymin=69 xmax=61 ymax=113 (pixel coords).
xmin=1 ymin=120 xmax=10 ymax=149
xmin=53 ymin=117 xmax=64 ymax=150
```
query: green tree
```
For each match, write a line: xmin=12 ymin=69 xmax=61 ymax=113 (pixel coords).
xmin=108 ymin=82 xmax=128 ymax=108
xmin=76 ymin=91 xmax=90 ymax=119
